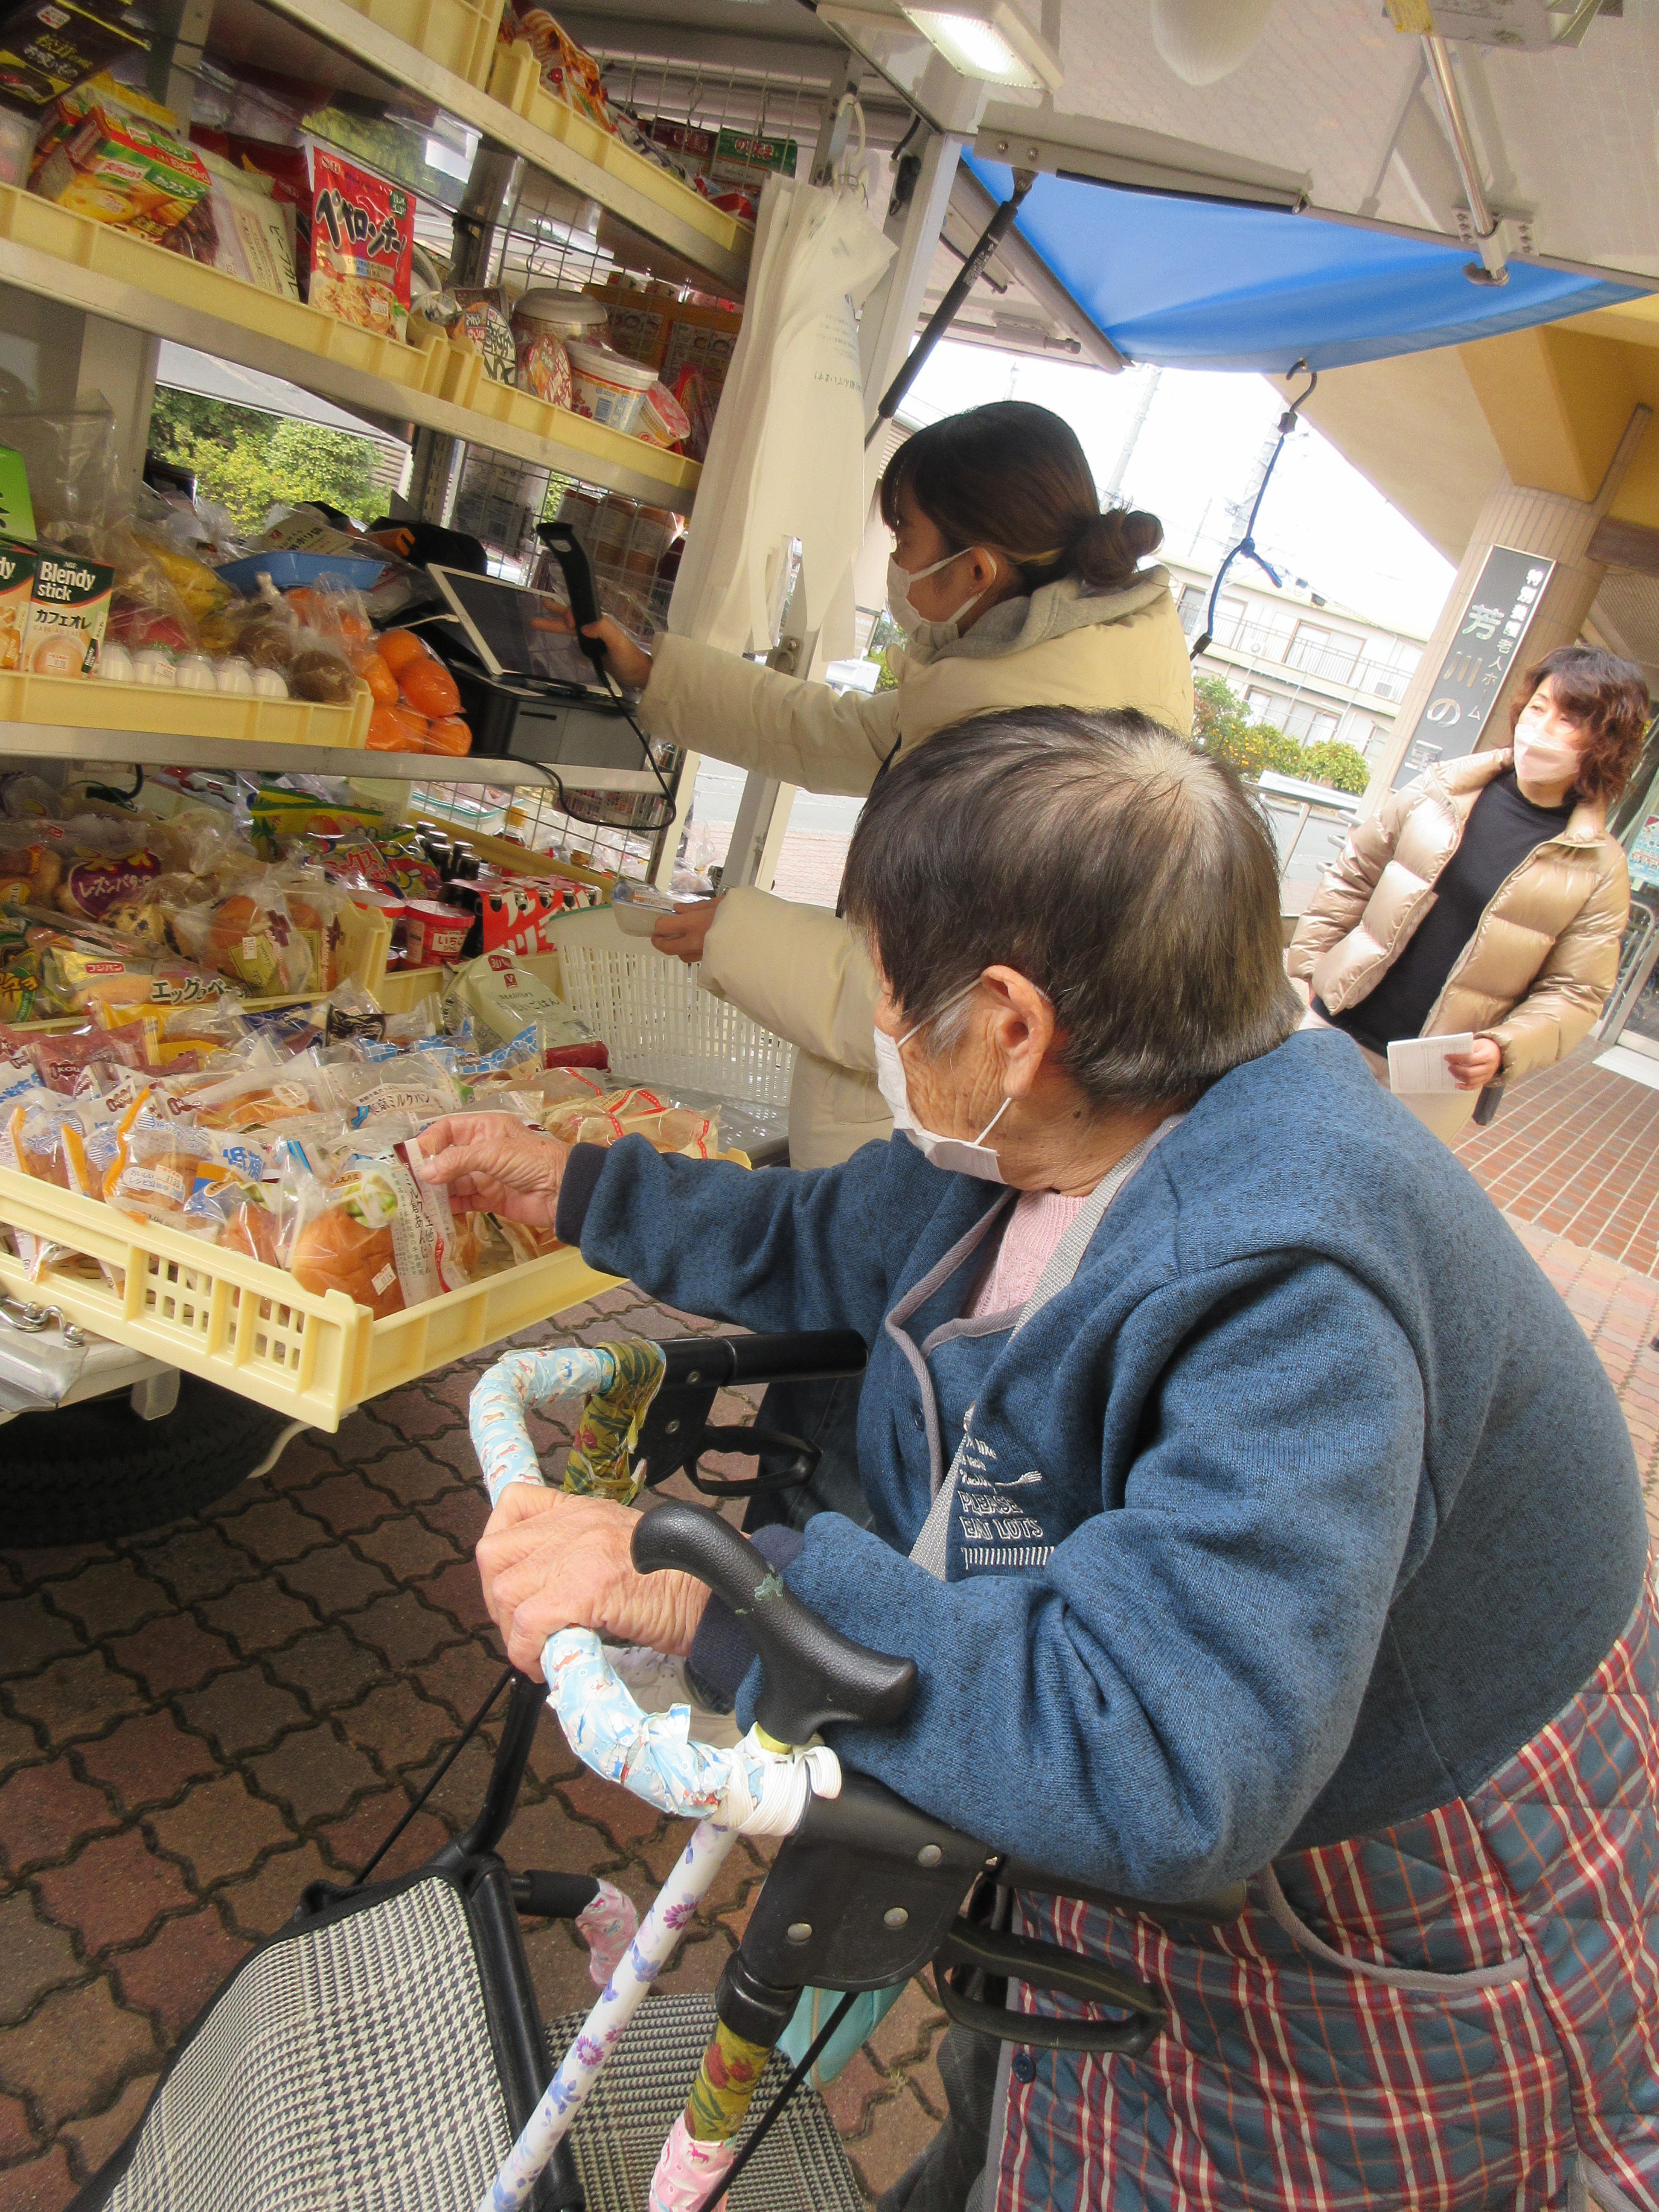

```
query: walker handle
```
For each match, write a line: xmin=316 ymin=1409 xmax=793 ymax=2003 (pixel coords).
xmin=632 ymin=1501 xmax=917 ymax=1746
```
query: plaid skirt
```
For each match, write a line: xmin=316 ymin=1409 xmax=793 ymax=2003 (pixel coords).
xmin=995 ymin=1569 xmax=1659 ymax=2211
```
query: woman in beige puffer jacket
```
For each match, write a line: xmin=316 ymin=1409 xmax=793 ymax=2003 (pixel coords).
xmin=568 ymin=402 xmax=1193 ymax=1167
xmin=1287 ymin=644 xmax=1647 ymax=1141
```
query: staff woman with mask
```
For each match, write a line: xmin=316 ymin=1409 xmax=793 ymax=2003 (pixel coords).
xmin=560 ymin=400 xmax=1193 ymax=1170
xmin=1289 ymin=644 xmax=1647 ymax=1140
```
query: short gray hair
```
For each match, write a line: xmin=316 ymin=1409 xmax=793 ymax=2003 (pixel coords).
xmin=841 ymin=706 xmax=1300 ymax=1109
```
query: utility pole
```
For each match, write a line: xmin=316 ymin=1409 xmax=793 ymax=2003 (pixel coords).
xmin=1104 ymin=365 xmax=1161 ymax=501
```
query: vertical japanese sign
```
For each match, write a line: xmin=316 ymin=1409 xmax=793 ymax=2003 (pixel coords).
xmin=1392 ymin=546 xmax=1554 ymax=788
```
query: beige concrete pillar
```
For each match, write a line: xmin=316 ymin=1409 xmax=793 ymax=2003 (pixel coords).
xmin=1368 ymin=405 xmax=1652 ymax=806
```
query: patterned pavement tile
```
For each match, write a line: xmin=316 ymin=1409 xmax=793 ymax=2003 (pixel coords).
xmin=5 ymin=1234 xmax=1659 ymax=2212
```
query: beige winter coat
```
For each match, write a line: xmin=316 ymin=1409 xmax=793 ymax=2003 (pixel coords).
xmin=639 ymin=570 xmax=1194 ymax=1165
xmin=1285 ymin=751 xmax=1630 ymax=1080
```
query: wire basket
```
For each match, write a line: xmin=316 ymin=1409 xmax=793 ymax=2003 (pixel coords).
xmin=547 ymin=907 xmax=795 ymax=1107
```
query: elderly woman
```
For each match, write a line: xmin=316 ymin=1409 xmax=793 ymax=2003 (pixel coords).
xmin=418 ymin=708 xmax=1656 ymax=2212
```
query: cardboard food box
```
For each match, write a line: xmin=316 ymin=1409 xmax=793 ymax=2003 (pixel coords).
xmin=21 ymin=548 xmax=112 ymax=675
xmin=0 ymin=0 xmax=146 ymax=114
xmin=474 ymin=881 xmax=581 ymax=958
xmin=32 ymin=92 xmax=210 ymax=238
xmin=0 ymin=536 xmax=34 ymax=672
xmin=308 ymin=146 xmax=413 ymax=342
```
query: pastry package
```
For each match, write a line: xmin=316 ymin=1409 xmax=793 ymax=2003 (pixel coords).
xmin=288 ymin=1135 xmax=465 ymax=1317
xmin=175 ymin=878 xmax=316 ymax=997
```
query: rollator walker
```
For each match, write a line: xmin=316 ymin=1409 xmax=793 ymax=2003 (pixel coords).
xmin=74 ymin=1328 xmax=1242 ymax=2212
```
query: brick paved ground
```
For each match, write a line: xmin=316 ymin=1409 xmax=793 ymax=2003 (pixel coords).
xmin=5 ymin=1224 xmax=1659 ymax=2210
xmin=1455 ymin=1042 xmax=1659 ymax=1276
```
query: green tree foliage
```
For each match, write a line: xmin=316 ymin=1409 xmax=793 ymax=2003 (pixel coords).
xmin=1192 ymin=672 xmax=1371 ymax=795
xmin=147 ymin=390 xmax=384 ymax=534
xmin=1296 ymin=738 xmax=1371 ymax=796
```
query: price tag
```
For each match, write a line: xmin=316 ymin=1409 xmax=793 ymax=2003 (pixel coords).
xmin=371 ymin=1263 xmax=397 ymax=1296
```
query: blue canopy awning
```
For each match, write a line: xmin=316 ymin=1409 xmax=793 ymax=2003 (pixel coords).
xmin=966 ymin=155 xmax=1646 ymax=373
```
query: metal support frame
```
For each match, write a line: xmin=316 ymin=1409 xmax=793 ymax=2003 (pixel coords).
xmin=1420 ymin=33 xmax=1508 ymax=285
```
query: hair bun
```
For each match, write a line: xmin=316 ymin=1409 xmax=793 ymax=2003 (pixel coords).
xmin=1070 ymin=506 xmax=1164 ymax=591
xmin=1120 ymin=509 xmax=1164 ymax=560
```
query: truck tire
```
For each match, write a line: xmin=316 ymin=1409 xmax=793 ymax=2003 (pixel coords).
xmin=2 ymin=1376 xmax=293 ymax=1548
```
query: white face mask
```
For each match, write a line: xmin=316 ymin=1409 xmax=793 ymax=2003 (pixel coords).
xmin=873 ymin=1001 xmax=1011 ymax=1183
xmin=885 ymin=549 xmax=995 ymax=652
xmin=1512 ymin=724 xmax=1582 ymax=790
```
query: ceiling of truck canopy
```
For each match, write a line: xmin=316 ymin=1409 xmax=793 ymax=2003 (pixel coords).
xmin=965 ymin=153 xmax=1639 ymax=374
xmin=978 ymin=0 xmax=1654 ymax=285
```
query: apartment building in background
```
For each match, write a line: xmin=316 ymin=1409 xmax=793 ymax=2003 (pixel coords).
xmin=1165 ymin=558 xmax=1428 ymax=772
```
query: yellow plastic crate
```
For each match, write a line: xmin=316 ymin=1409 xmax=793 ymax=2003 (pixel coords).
xmin=487 ymin=41 xmax=746 ymax=270
xmin=0 ymin=1167 xmax=619 ymax=1429
xmin=0 ymin=668 xmax=373 ymax=748
xmin=0 ymin=185 xmax=453 ymax=398
xmin=339 ymin=0 xmax=503 ymax=85
xmin=435 ymin=343 xmax=701 ymax=502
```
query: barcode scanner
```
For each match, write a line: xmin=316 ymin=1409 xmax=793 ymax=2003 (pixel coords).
xmin=536 ymin=521 xmax=610 ymax=684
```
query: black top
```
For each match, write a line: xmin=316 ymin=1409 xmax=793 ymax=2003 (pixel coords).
xmin=1319 ymin=768 xmax=1576 ymax=1055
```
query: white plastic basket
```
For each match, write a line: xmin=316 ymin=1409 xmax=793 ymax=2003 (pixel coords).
xmin=545 ymin=907 xmax=795 ymax=1107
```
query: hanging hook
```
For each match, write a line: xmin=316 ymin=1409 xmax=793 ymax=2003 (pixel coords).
xmin=1188 ymin=356 xmax=1316 ymax=664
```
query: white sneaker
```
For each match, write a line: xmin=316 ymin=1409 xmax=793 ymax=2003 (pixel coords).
xmin=604 ymin=1642 xmax=744 ymax=1749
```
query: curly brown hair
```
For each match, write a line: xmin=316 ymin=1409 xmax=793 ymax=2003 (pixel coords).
xmin=1508 ymin=644 xmax=1650 ymax=806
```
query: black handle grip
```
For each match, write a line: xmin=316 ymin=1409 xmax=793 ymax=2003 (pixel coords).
xmin=630 ymin=1500 xmax=916 ymax=1745
xmin=658 ymin=1330 xmax=867 ymax=1393
xmin=536 ymin=521 xmax=606 ymax=676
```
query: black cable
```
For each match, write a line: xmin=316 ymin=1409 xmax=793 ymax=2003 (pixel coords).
xmin=690 ymin=1991 xmax=859 ymax=2212
xmin=351 ymin=1663 xmax=512 ymax=1887
xmin=1190 ymin=360 xmax=1318 ymax=664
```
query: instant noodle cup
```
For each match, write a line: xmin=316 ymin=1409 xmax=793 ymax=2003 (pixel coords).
xmin=566 ymin=341 xmax=658 ymax=434
xmin=636 ymin=381 xmax=691 ymax=450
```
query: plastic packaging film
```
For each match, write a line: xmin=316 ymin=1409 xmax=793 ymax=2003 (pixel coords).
xmin=574 ymin=1878 xmax=637 ymax=1988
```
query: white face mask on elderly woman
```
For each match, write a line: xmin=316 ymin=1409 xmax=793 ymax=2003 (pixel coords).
xmin=885 ymin=550 xmax=996 ymax=654
xmin=873 ymin=1013 xmax=1012 ymax=1183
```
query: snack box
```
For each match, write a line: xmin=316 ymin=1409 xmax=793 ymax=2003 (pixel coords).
xmin=472 ymin=881 xmax=583 ymax=958
xmin=32 ymin=93 xmax=209 ymax=238
xmin=0 ymin=0 xmax=147 ymax=114
xmin=403 ymin=899 xmax=470 ymax=967
xmin=21 ymin=548 xmax=113 ymax=676
xmin=0 ymin=536 xmax=33 ymax=673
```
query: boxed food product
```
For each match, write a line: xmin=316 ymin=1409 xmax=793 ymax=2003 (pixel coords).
xmin=0 ymin=0 xmax=147 ymax=115
xmin=182 ymin=150 xmax=299 ymax=297
xmin=472 ymin=882 xmax=579 ymax=958
xmin=308 ymin=147 xmax=413 ymax=342
xmin=22 ymin=550 xmax=113 ymax=675
xmin=32 ymin=90 xmax=210 ymax=239
xmin=0 ymin=537 xmax=33 ymax=672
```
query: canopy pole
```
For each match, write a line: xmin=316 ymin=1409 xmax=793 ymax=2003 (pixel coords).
xmin=1420 ymin=35 xmax=1508 ymax=287
xmin=864 ymin=168 xmax=1038 ymax=450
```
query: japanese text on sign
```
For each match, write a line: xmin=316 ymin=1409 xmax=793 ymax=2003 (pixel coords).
xmin=1393 ymin=546 xmax=1554 ymax=788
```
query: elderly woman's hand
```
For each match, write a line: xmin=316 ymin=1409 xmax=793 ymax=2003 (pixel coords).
xmin=414 ymin=1114 xmax=571 ymax=1227
xmin=477 ymin=1484 xmax=708 ymax=1676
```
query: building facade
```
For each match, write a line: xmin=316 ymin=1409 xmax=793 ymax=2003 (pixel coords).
xmin=1165 ymin=558 xmax=1428 ymax=772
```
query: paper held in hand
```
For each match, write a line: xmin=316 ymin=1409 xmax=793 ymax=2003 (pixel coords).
xmin=1387 ymin=1033 xmax=1476 ymax=1094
